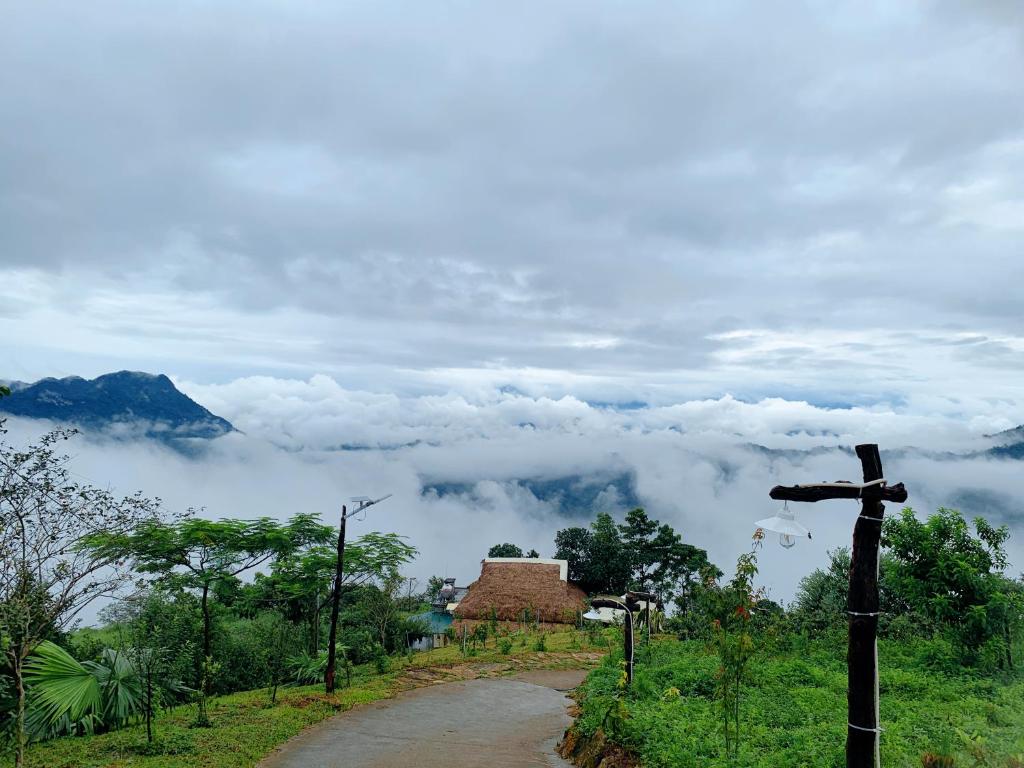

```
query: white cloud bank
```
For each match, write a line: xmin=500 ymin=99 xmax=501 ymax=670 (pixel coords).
xmin=5 ymin=374 xmax=1022 ymax=618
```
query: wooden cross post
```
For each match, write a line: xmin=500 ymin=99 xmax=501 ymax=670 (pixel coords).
xmin=768 ymin=444 xmax=907 ymax=768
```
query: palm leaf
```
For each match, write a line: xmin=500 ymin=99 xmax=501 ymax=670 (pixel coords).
xmin=24 ymin=641 xmax=102 ymax=728
xmin=86 ymin=648 xmax=143 ymax=727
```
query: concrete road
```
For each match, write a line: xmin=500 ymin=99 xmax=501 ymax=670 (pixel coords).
xmin=258 ymin=669 xmax=587 ymax=768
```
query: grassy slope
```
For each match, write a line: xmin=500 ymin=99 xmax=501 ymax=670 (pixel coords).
xmin=8 ymin=628 xmax=601 ymax=768
xmin=572 ymin=635 xmax=1024 ymax=768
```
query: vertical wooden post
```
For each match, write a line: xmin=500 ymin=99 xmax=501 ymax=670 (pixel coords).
xmin=847 ymin=445 xmax=885 ymax=768
xmin=324 ymin=505 xmax=347 ymax=693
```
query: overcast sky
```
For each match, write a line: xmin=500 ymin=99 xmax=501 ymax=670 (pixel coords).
xmin=3 ymin=1 xmax=1023 ymax=408
xmin=3 ymin=2 xmax=1024 ymax=597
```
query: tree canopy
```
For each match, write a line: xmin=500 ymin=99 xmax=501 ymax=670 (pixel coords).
xmin=882 ymin=507 xmax=1023 ymax=664
xmin=487 ymin=543 xmax=524 ymax=558
xmin=554 ymin=509 xmax=716 ymax=598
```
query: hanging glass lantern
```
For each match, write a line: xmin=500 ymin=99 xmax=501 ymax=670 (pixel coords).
xmin=754 ymin=501 xmax=810 ymax=549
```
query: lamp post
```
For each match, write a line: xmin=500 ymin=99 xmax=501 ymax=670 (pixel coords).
xmin=584 ymin=596 xmax=637 ymax=685
xmin=324 ymin=493 xmax=392 ymax=693
xmin=760 ymin=444 xmax=907 ymax=768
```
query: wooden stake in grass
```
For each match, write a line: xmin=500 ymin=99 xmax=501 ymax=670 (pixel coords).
xmin=768 ymin=444 xmax=907 ymax=768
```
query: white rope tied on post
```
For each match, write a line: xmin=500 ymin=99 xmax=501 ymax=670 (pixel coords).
xmin=848 ymin=722 xmax=885 ymax=733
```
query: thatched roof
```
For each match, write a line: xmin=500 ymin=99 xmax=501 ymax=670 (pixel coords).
xmin=453 ymin=559 xmax=587 ymax=623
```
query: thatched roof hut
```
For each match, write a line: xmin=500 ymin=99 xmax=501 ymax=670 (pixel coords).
xmin=453 ymin=558 xmax=587 ymax=624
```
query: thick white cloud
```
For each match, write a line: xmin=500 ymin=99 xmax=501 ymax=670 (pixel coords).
xmin=5 ymin=374 xmax=1022 ymax=617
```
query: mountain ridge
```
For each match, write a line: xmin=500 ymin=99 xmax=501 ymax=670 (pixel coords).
xmin=0 ymin=370 xmax=234 ymax=443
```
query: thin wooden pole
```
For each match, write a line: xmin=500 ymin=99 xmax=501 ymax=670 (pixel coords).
xmin=324 ymin=505 xmax=347 ymax=693
xmin=847 ymin=445 xmax=885 ymax=768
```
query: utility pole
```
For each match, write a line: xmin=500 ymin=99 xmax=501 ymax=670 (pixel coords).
xmin=324 ymin=494 xmax=392 ymax=693
xmin=768 ymin=444 xmax=907 ymax=768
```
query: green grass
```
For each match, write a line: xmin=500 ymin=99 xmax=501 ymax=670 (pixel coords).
xmin=571 ymin=634 xmax=1024 ymax=768
xmin=6 ymin=626 xmax=601 ymax=768
xmin=7 ymin=673 xmax=393 ymax=768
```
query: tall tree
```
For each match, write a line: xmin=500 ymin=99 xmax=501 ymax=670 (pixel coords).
xmin=554 ymin=513 xmax=630 ymax=594
xmin=587 ymin=513 xmax=631 ymax=594
xmin=84 ymin=513 xmax=332 ymax=724
xmin=425 ymin=575 xmax=445 ymax=603
xmin=554 ymin=526 xmax=592 ymax=583
xmin=0 ymin=422 xmax=163 ymax=767
xmin=619 ymin=507 xmax=716 ymax=600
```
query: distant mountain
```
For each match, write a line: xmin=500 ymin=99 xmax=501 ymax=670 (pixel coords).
xmin=985 ymin=424 xmax=1024 ymax=459
xmin=0 ymin=371 xmax=233 ymax=443
xmin=422 ymin=470 xmax=639 ymax=519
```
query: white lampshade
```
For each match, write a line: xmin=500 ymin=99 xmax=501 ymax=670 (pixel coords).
xmin=583 ymin=609 xmax=602 ymax=621
xmin=755 ymin=503 xmax=810 ymax=549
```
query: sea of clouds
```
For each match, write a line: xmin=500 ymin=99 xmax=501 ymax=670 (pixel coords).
xmin=4 ymin=374 xmax=1022 ymax=615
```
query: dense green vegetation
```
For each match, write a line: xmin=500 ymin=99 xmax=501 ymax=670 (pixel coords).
xmin=565 ymin=508 xmax=1024 ymax=767
xmin=571 ymin=634 xmax=1024 ymax=767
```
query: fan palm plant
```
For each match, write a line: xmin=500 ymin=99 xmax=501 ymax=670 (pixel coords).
xmin=287 ymin=645 xmax=350 ymax=686
xmin=22 ymin=638 xmax=182 ymax=741
xmin=23 ymin=641 xmax=104 ymax=738
xmin=89 ymin=649 xmax=143 ymax=730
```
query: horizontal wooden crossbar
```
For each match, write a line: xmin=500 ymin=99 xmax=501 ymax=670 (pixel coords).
xmin=769 ymin=481 xmax=907 ymax=504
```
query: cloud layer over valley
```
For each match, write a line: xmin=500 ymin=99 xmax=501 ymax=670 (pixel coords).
xmin=4 ymin=375 xmax=1022 ymax=610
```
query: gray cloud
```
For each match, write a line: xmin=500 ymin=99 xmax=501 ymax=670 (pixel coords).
xmin=2 ymin=2 xmax=1024 ymax=392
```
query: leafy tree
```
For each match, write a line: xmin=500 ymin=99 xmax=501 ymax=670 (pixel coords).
xmin=882 ymin=507 xmax=1023 ymax=666
xmin=425 ymin=575 xmax=445 ymax=603
xmin=555 ymin=515 xmax=628 ymax=594
xmin=250 ymin=532 xmax=416 ymax=653
xmin=554 ymin=526 xmax=592 ymax=584
xmin=587 ymin=513 xmax=632 ymax=594
xmin=555 ymin=510 xmax=714 ymax=598
xmin=83 ymin=513 xmax=332 ymax=724
xmin=527 ymin=549 xmax=540 ymax=558
xmin=363 ymin=575 xmax=404 ymax=650
xmin=791 ymin=548 xmax=902 ymax=636
xmin=618 ymin=508 xmax=716 ymax=601
xmin=0 ymin=423 xmax=162 ymax=766
xmin=488 ymin=543 xmax=524 ymax=558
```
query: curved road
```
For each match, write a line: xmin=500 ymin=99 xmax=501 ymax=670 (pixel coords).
xmin=258 ymin=669 xmax=586 ymax=768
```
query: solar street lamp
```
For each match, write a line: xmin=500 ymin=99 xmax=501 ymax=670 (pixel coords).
xmin=325 ymin=493 xmax=392 ymax=693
